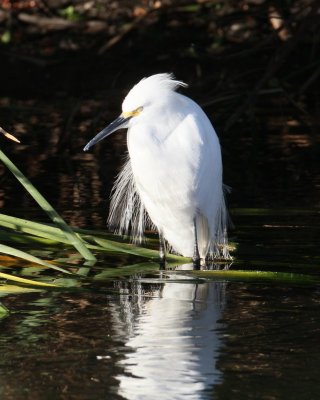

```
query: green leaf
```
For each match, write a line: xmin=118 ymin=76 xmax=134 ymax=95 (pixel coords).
xmin=0 ymin=149 xmax=96 ymax=261
xmin=189 ymin=269 xmax=319 ymax=285
xmin=0 ymin=301 xmax=9 ymax=316
xmin=1 ymin=31 xmax=11 ymax=44
xmin=0 ymin=213 xmax=190 ymax=261
xmin=59 ymin=5 xmax=81 ymax=21
xmin=0 ymin=271 xmax=58 ymax=287
xmin=92 ymin=237 xmax=190 ymax=262
xmin=0 ymin=284 xmax=41 ymax=298
xmin=0 ymin=215 xmax=79 ymax=245
xmin=93 ymin=262 xmax=160 ymax=280
xmin=0 ymin=230 xmax=59 ymax=246
xmin=0 ymin=244 xmax=71 ymax=274
xmin=0 ymin=213 xmax=235 ymax=262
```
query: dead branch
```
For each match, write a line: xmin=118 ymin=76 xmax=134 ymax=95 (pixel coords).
xmin=18 ymin=12 xmax=78 ymax=31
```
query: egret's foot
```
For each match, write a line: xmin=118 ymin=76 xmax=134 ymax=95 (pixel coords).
xmin=159 ymin=259 xmax=166 ymax=270
xmin=192 ymin=218 xmax=201 ymax=269
xmin=192 ymin=240 xmax=200 ymax=269
xmin=159 ymin=249 xmax=166 ymax=270
xmin=159 ymin=232 xmax=166 ymax=269
xmin=192 ymin=256 xmax=201 ymax=270
xmin=159 ymin=248 xmax=166 ymax=261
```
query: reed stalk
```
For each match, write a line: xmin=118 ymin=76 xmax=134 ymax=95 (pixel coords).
xmin=0 ymin=149 xmax=96 ymax=261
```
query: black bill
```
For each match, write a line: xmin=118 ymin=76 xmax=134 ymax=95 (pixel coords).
xmin=83 ymin=115 xmax=131 ymax=151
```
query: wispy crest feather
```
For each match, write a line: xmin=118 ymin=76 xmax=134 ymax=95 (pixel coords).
xmin=136 ymin=73 xmax=188 ymax=93
xmin=122 ymin=73 xmax=187 ymax=112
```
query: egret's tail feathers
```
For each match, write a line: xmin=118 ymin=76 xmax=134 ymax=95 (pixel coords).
xmin=222 ymin=183 xmax=234 ymax=230
xmin=223 ymin=183 xmax=232 ymax=194
xmin=108 ymin=157 xmax=151 ymax=243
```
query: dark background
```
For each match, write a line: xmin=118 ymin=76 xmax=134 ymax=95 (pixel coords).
xmin=0 ymin=0 xmax=319 ymax=227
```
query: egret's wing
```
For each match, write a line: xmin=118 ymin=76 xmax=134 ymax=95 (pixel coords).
xmin=165 ymin=104 xmax=230 ymax=259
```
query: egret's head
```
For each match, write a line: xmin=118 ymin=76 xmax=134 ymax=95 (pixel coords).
xmin=83 ymin=73 xmax=187 ymax=151
xmin=121 ymin=73 xmax=187 ymax=119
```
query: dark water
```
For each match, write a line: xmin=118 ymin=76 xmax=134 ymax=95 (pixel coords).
xmin=1 ymin=261 xmax=320 ymax=400
xmin=1 ymin=93 xmax=320 ymax=399
xmin=1 ymin=210 xmax=319 ymax=400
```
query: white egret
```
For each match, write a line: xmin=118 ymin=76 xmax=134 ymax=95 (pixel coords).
xmin=84 ymin=73 xmax=230 ymax=264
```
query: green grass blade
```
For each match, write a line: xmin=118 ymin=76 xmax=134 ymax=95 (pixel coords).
xmin=189 ymin=269 xmax=319 ymax=285
xmin=0 ymin=270 xmax=58 ymax=287
xmin=0 ymin=213 xmax=69 ymax=239
xmin=0 ymin=244 xmax=71 ymax=274
xmin=0 ymin=230 xmax=60 ymax=246
xmin=0 ymin=149 xmax=96 ymax=261
xmin=0 ymin=301 xmax=9 ymax=316
xmin=93 ymin=262 xmax=161 ymax=280
xmin=92 ymin=237 xmax=190 ymax=262
xmin=0 ymin=213 xmax=189 ymax=261
xmin=0 ymin=217 xmax=77 ymax=245
xmin=0 ymin=213 xmax=234 ymax=262
xmin=0 ymin=285 xmax=41 ymax=295
xmin=90 ymin=262 xmax=320 ymax=285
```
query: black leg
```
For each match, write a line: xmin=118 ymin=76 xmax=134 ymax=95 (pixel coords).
xmin=159 ymin=232 xmax=166 ymax=268
xmin=192 ymin=218 xmax=201 ymax=268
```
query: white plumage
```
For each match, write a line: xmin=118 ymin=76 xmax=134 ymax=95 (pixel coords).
xmin=84 ymin=73 xmax=230 ymax=261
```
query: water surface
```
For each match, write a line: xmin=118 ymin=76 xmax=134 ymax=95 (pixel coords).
xmin=1 ymin=260 xmax=320 ymax=399
xmin=1 ymin=92 xmax=319 ymax=399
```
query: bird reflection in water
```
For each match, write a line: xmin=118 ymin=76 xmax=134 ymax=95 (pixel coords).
xmin=110 ymin=263 xmax=228 ymax=400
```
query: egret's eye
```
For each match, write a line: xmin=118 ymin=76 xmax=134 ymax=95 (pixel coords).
xmin=122 ymin=107 xmax=143 ymax=118
xmin=132 ymin=106 xmax=143 ymax=116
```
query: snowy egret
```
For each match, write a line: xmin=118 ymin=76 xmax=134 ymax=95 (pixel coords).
xmin=84 ymin=73 xmax=230 ymax=264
